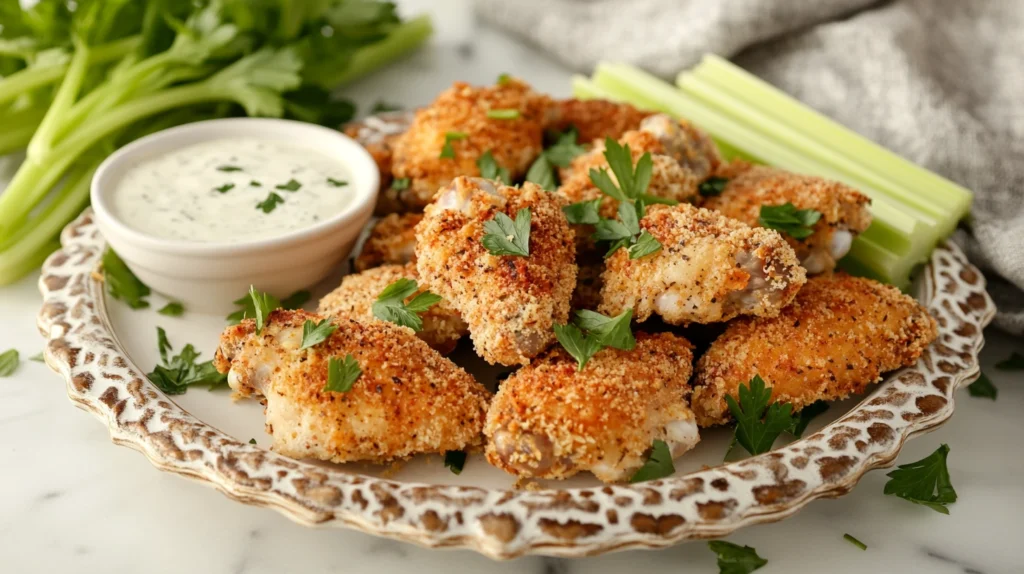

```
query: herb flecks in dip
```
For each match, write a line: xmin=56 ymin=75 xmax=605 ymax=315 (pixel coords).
xmin=111 ymin=138 xmax=352 ymax=243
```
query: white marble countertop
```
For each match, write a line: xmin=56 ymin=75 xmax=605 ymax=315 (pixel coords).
xmin=2 ymin=4 xmax=1023 ymax=573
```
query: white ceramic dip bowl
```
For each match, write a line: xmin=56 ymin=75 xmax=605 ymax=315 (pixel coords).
xmin=91 ymin=118 xmax=379 ymax=313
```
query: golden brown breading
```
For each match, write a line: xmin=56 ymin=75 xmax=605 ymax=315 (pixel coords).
xmin=213 ymin=309 xmax=490 ymax=464
xmin=317 ymin=263 xmax=468 ymax=354
xmin=353 ymin=213 xmax=423 ymax=272
xmin=343 ymin=111 xmax=414 ymax=213
xmin=638 ymin=114 xmax=722 ymax=182
xmin=691 ymin=274 xmax=938 ymax=426
xmin=415 ymin=176 xmax=577 ymax=365
xmin=484 ymin=332 xmax=698 ymax=483
xmin=703 ymin=161 xmax=872 ymax=274
xmin=599 ymin=204 xmax=806 ymax=325
xmin=546 ymin=98 xmax=652 ymax=144
xmin=387 ymin=79 xmax=552 ymax=212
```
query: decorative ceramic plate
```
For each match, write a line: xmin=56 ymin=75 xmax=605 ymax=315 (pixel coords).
xmin=38 ymin=208 xmax=994 ymax=559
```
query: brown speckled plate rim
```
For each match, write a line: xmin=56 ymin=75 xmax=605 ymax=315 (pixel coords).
xmin=37 ymin=209 xmax=995 ymax=559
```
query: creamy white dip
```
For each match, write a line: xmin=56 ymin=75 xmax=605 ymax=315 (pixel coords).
xmin=111 ymin=138 xmax=353 ymax=243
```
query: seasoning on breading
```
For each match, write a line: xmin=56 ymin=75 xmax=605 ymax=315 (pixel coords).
xmin=546 ymin=98 xmax=652 ymax=145
xmin=353 ymin=213 xmax=423 ymax=272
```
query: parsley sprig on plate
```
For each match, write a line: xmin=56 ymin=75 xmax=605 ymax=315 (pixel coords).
xmin=477 ymin=150 xmax=511 ymax=185
xmin=226 ymin=289 xmax=309 ymax=325
xmin=758 ymin=203 xmax=822 ymax=239
xmin=102 ymin=248 xmax=151 ymax=309
xmin=526 ymin=127 xmax=588 ymax=191
xmin=629 ymin=439 xmax=675 ymax=483
xmin=482 ymin=208 xmax=531 ymax=257
xmin=725 ymin=375 xmax=797 ymax=456
xmin=325 ymin=355 xmax=361 ymax=393
xmin=967 ymin=372 xmax=997 ymax=399
xmin=0 ymin=349 xmax=19 ymax=377
xmin=883 ymin=443 xmax=957 ymax=514
xmin=707 ymin=541 xmax=768 ymax=574
xmin=372 ymin=278 xmax=443 ymax=331
xmin=444 ymin=450 xmax=467 ymax=475
xmin=147 ymin=327 xmax=227 ymax=395
xmin=553 ymin=308 xmax=635 ymax=370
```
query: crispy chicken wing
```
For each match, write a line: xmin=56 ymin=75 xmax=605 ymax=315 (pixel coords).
xmin=343 ymin=111 xmax=413 ymax=213
xmin=387 ymin=78 xmax=551 ymax=212
xmin=691 ymin=274 xmax=937 ymax=426
xmin=415 ymin=176 xmax=577 ymax=365
xmin=599 ymin=204 xmax=806 ymax=325
xmin=703 ymin=161 xmax=872 ymax=274
xmin=213 ymin=309 xmax=489 ymax=464
xmin=638 ymin=114 xmax=722 ymax=181
xmin=353 ymin=213 xmax=422 ymax=272
xmin=318 ymin=263 xmax=467 ymax=354
xmin=484 ymin=332 xmax=699 ymax=483
xmin=546 ymin=98 xmax=652 ymax=144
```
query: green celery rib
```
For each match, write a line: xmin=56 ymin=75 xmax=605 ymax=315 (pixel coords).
xmin=28 ymin=40 xmax=91 ymax=159
xmin=842 ymin=235 xmax=915 ymax=289
xmin=330 ymin=16 xmax=433 ymax=86
xmin=691 ymin=55 xmax=972 ymax=221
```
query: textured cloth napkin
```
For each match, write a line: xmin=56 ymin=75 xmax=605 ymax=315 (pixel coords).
xmin=478 ymin=0 xmax=1024 ymax=334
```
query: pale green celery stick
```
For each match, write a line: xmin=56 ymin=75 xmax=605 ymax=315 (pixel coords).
xmin=28 ymin=40 xmax=91 ymax=158
xmin=590 ymin=63 xmax=929 ymax=257
xmin=843 ymin=235 xmax=916 ymax=289
xmin=329 ymin=16 xmax=433 ymax=86
xmin=0 ymin=106 xmax=45 ymax=154
xmin=692 ymin=55 xmax=972 ymax=220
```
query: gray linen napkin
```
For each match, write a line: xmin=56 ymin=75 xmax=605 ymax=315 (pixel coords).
xmin=478 ymin=0 xmax=1024 ymax=334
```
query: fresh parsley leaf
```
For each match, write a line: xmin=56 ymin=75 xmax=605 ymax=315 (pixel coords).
xmin=843 ymin=534 xmax=867 ymax=551
xmin=371 ymin=278 xmax=442 ymax=332
xmin=627 ymin=230 xmax=662 ymax=259
xmin=248 ymin=286 xmax=278 ymax=334
xmin=29 ymin=352 xmax=44 ymax=363
xmin=390 ymin=177 xmax=410 ymax=190
xmin=553 ymin=323 xmax=603 ymax=371
xmin=589 ymin=166 xmax=630 ymax=202
xmin=573 ymin=309 xmax=635 ymax=351
xmin=249 ymin=438 xmax=257 ymax=445
xmin=497 ymin=73 xmax=511 ymax=84
xmin=562 ymin=199 xmax=602 ymax=225
xmin=102 ymin=248 xmax=150 ymax=309
xmin=214 ymin=183 xmax=235 ymax=193
xmin=477 ymin=150 xmax=511 ymax=185
xmin=486 ymin=108 xmax=520 ymax=120
xmin=883 ymin=443 xmax=957 ymax=514
xmin=217 ymin=165 xmax=242 ymax=172
xmin=725 ymin=375 xmax=797 ymax=456
xmin=0 ymin=349 xmax=19 ymax=377
xmin=256 ymin=192 xmax=284 ymax=213
xmin=439 ymin=131 xmax=467 ymax=159
xmin=300 ymin=319 xmax=338 ymax=350
xmin=544 ymin=128 xmax=586 ymax=168
xmin=525 ymin=154 xmax=556 ymax=191
xmin=481 ymin=208 xmax=531 ymax=257
xmin=789 ymin=400 xmax=829 ymax=438
xmin=325 ymin=354 xmax=361 ymax=393
xmin=758 ymin=203 xmax=822 ymax=240
xmin=699 ymin=176 xmax=729 ymax=197
xmin=444 ymin=450 xmax=467 ymax=475
xmin=995 ymin=352 xmax=1024 ymax=370
xmin=155 ymin=302 xmax=183 ymax=317
xmin=589 ymin=138 xmax=654 ymax=201
xmin=371 ymin=100 xmax=401 ymax=114
xmin=250 ymin=180 xmax=262 ymax=187
xmin=588 ymin=143 xmax=663 ymax=258
xmin=629 ymin=439 xmax=675 ymax=483
xmin=967 ymin=372 xmax=997 ymax=400
xmin=226 ymin=289 xmax=306 ymax=324
xmin=327 ymin=177 xmax=348 ymax=187
xmin=280 ymin=290 xmax=311 ymax=310
xmin=147 ymin=328 xmax=227 ymax=395
xmin=275 ymin=178 xmax=302 ymax=192
xmin=707 ymin=541 xmax=768 ymax=574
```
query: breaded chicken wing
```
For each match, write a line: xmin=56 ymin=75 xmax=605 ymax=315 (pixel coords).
xmin=416 ymin=176 xmax=577 ymax=365
xmin=703 ymin=161 xmax=872 ymax=274
xmin=638 ymin=114 xmax=722 ymax=181
xmin=353 ymin=213 xmax=422 ymax=272
xmin=691 ymin=274 xmax=938 ymax=426
xmin=343 ymin=111 xmax=414 ymax=213
xmin=318 ymin=263 xmax=467 ymax=354
xmin=213 ymin=309 xmax=489 ymax=464
xmin=599 ymin=204 xmax=806 ymax=325
xmin=484 ymin=332 xmax=699 ymax=483
xmin=546 ymin=98 xmax=651 ymax=144
xmin=387 ymin=78 xmax=551 ymax=212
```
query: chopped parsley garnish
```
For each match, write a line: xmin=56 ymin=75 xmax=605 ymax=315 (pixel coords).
xmin=526 ymin=128 xmax=587 ymax=191
xmin=482 ymin=208 xmax=531 ymax=257
xmin=327 ymin=177 xmax=348 ymax=187
xmin=627 ymin=230 xmax=662 ymax=259
xmin=789 ymin=400 xmax=829 ymax=438
xmin=439 ymin=131 xmax=468 ymax=159
xmin=562 ymin=198 xmax=602 ymax=225
xmin=726 ymin=375 xmax=797 ymax=456
xmin=486 ymin=108 xmax=520 ymax=120
xmin=758 ymin=203 xmax=822 ymax=240
xmin=0 ymin=349 xmax=19 ymax=377
xmin=371 ymin=101 xmax=401 ymax=114
xmin=477 ymin=150 xmax=511 ymax=185
xmin=497 ymin=73 xmax=511 ymax=84
xmin=967 ymin=372 xmax=997 ymax=400
xmin=275 ymin=178 xmax=302 ymax=192
xmin=444 ymin=450 xmax=467 ymax=475
xmin=698 ymin=176 xmax=729 ymax=197
xmin=883 ymin=443 xmax=957 ymax=514
xmin=250 ymin=180 xmax=262 ymax=187
xmin=390 ymin=177 xmax=410 ymax=190
xmin=300 ymin=319 xmax=338 ymax=350
xmin=102 ymin=248 xmax=150 ymax=309
xmin=629 ymin=439 xmax=675 ymax=483
xmin=248 ymin=286 xmax=277 ymax=334
xmin=707 ymin=541 xmax=768 ymax=574
xmin=325 ymin=354 xmax=361 ymax=393
xmin=146 ymin=327 xmax=227 ymax=395
xmin=249 ymin=438 xmax=257 ymax=445
xmin=995 ymin=351 xmax=1024 ymax=370
xmin=256 ymin=192 xmax=284 ymax=213
xmin=371 ymin=278 xmax=442 ymax=332
xmin=226 ymin=289 xmax=307 ymax=325
xmin=29 ymin=352 xmax=44 ymax=363
xmin=157 ymin=302 xmax=184 ymax=317
xmin=554 ymin=308 xmax=635 ymax=370
xmin=217 ymin=165 xmax=243 ymax=172
xmin=593 ymin=202 xmax=662 ymax=259
xmin=214 ymin=183 xmax=235 ymax=193
xmin=525 ymin=155 xmax=556 ymax=191
xmin=843 ymin=534 xmax=867 ymax=551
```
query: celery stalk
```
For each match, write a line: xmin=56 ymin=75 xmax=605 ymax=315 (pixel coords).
xmin=572 ymin=74 xmax=620 ymax=100
xmin=27 ymin=40 xmax=91 ymax=158
xmin=328 ymin=16 xmax=433 ymax=86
